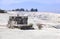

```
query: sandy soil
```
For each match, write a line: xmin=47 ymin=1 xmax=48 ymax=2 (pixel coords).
xmin=0 ymin=26 xmax=60 ymax=39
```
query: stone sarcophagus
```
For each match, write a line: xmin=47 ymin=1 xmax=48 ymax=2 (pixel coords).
xmin=7 ymin=15 xmax=34 ymax=30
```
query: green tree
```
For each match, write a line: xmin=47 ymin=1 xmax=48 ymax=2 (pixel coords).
xmin=20 ymin=8 xmax=25 ymax=11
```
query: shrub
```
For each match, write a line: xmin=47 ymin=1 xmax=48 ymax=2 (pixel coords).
xmin=37 ymin=24 xmax=43 ymax=29
xmin=0 ymin=10 xmax=7 ymax=13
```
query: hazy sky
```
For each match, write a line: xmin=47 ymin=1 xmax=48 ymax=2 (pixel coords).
xmin=0 ymin=0 xmax=60 ymax=13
